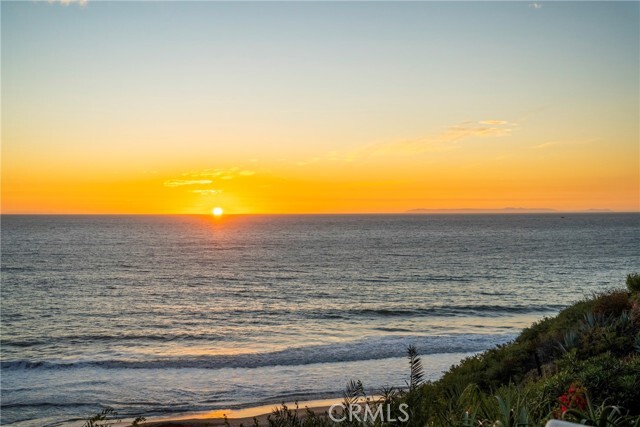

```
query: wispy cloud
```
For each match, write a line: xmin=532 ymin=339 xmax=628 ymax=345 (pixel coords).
xmin=164 ymin=167 xmax=257 ymax=193
xmin=191 ymin=189 xmax=222 ymax=195
xmin=164 ymin=179 xmax=212 ymax=188
xmin=346 ymin=120 xmax=514 ymax=158
xmin=183 ymin=167 xmax=256 ymax=180
xmin=529 ymin=3 xmax=543 ymax=9
xmin=532 ymin=138 xmax=598 ymax=149
xmin=479 ymin=120 xmax=509 ymax=125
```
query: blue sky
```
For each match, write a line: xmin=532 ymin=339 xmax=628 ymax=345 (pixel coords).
xmin=2 ymin=1 xmax=639 ymax=213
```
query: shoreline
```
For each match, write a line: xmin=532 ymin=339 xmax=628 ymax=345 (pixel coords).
xmin=142 ymin=398 xmax=342 ymax=427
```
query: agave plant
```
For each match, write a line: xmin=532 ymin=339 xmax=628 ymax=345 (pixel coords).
xmin=447 ymin=384 xmax=535 ymax=427
xmin=563 ymin=402 xmax=639 ymax=427
xmin=494 ymin=393 xmax=532 ymax=427
xmin=616 ymin=311 xmax=632 ymax=326
xmin=552 ymin=385 xmax=639 ymax=427
xmin=580 ymin=312 xmax=611 ymax=331
xmin=559 ymin=329 xmax=581 ymax=353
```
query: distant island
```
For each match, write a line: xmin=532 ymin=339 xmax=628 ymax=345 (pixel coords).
xmin=406 ymin=207 xmax=614 ymax=214
xmin=406 ymin=207 xmax=558 ymax=213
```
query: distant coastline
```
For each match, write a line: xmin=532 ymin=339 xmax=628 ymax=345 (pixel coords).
xmin=405 ymin=207 xmax=614 ymax=214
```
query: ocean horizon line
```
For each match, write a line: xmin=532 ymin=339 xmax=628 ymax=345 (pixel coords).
xmin=1 ymin=210 xmax=637 ymax=216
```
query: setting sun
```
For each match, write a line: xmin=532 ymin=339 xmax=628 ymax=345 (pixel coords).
xmin=212 ymin=207 xmax=224 ymax=217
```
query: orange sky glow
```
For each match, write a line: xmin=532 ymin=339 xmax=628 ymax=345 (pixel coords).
xmin=2 ymin=2 xmax=638 ymax=214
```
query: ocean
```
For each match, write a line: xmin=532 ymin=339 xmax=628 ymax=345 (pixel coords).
xmin=1 ymin=213 xmax=638 ymax=426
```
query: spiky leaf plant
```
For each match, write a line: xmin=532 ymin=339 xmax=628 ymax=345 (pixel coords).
xmin=407 ymin=345 xmax=424 ymax=391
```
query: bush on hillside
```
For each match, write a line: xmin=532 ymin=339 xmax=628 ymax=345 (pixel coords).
xmin=627 ymin=273 xmax=640 ymax=293
xmin=592 ymin=290 xmax=631 ymax=316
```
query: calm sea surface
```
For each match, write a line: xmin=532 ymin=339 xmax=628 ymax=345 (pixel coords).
xmin=1 ymin=214 xmax=638 ymax=426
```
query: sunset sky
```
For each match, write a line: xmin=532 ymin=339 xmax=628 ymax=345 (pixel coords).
xmin=2 ymin=1 xmax=638 ymax=214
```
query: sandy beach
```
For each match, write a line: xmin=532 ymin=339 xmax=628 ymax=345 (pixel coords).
xmin=142 ymin=399 xmax=340 ymax=427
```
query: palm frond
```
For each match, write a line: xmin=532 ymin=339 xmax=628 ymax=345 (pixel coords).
xmin=343 ymin=379 xmax=365 ymax=407
xmin=407 ymin=345 xmax=424 ymax=390
xmin=82 ymin=407 xmax=118 ymax=427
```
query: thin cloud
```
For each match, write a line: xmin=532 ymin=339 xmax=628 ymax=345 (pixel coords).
xmin=185 ymin=169 xmax=228 ymax=178
xmin=533 ymin=141 xmax=558 ymax=149
xmin=529 ymin=3 xmax=543 ymax=9
xmin=479 ymin=120 xmax=509 ymax=125
xmin=164 ymin=179 xmax=213 ymax=188
xmin=532 ymin=139 xmax=597 ymax=149
xmin=183 ymin=167 xmax=256 ymax=180
xmin=191 ymin=189 xmax=222 ymax=195
xmin=165 ymin=167 xmax=257 ymax=190
xmin=347 ymin=120 xmax=514 ymax=158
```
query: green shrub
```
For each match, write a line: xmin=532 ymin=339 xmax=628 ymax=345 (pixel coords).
xmin=627 ymin=273 xmax=640 ymax=293
xmin=574 ymin=354 xmax=640 ymax=412
xmin=592 ymin=290 xmax=631 ymax=316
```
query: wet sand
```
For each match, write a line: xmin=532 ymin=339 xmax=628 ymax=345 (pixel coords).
xmin=142 ymin=398 xmax=340 ymax=427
